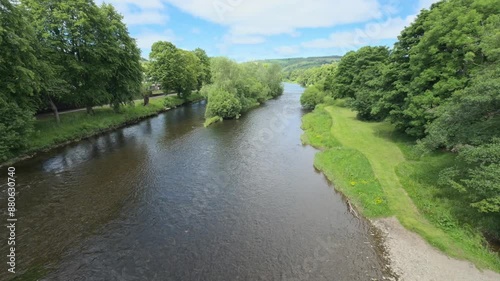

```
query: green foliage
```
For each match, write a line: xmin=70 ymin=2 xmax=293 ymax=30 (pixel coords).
xmin=0 ymin=98 xmax=35 ymax=161
xmin=164 ymin=92 xmax=204 ymax=108
xmin=303 ymin=105 xmax=500 ymax=270
xmin=302 ymin=0 xmax=500 ymax=240
xmin=257 ymin=56 xmax=341 ymax=78
xmin=193 ymin=48 xmax=212 ymax=90
xmin=148 ymin=42 xmax=209 ymax=99
xmin=0 ymin=0 xmax=38 ymax=160
xmin=331 ymin=46 xmax=390 ymax=120
xmin=202 ymin=57 xmax=284 ymax=121
xmin=204 ymin=116 xmax=223 ymax=127
xmin=301 ymin=105 xmax=391 ymax=218
xmin=439 ymin=139 xmax=500 ymax=217
xmin=100 ymin=4 xmax=143 ymax=112
xmin=292 ymin=63 xmax=337 ymax=90
xmin=422 ymin=66 xmax=500 ymax=150
xmin=205 ymin=88 xmax=242 ymax=119
xmin=300 ymin=86 xmax=326 ymax=110
xmin=29 ymin=99 xmax=166 ymax=154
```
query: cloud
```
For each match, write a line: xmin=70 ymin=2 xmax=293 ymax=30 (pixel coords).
xmin=191 ymin=27 xmax=201 ymax=34
xmin=97 ymin=0 xmax=169 ymax=25
xmin=302 ymin=15 xmax=415 ymax=49
xmin=274 ymin=46 xmax=301 ymax=56
xmin=134 ymin=29 xmax=179 ymax=51
xmin=164 ymin=0 xmax=382 ymax=37
xmin=224 ymin=35 xmax=266 ymax=45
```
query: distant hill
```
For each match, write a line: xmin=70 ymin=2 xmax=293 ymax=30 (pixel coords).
xmin=255 ymin=55 xmax=342 ymax=72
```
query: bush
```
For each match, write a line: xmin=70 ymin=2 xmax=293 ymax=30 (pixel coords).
xmin=0 ymin=98 xmax=34 ymax=161
xmin=300 ymin=86 xmax=326 ymax=110
xmin=205 ymin=89 xmax=242 ymax=119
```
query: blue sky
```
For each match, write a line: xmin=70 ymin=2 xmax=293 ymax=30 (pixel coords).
xmin=98 ymin=0 xmax=439 ymax=61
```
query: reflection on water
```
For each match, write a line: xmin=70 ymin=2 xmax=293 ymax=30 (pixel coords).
xmin=0 ymin=84 xmax=390 ymax=280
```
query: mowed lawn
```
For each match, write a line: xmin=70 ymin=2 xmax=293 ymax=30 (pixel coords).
xmin=302 ymin=104 xmax=500 ymax=271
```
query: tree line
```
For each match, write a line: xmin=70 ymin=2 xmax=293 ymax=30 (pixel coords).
xmin=0 ymin=0 xmax=143 ymax=160
xmin=301 ymin=0 xmax=499 ymax=235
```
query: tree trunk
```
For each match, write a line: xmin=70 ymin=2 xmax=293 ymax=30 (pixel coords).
xmin=48 ymin=97 xmax=60 ymax=124
xmin=86 ymin=106 xmax=94 ymax=115
xmin=144 ymin=94 xmax=150 ymax=106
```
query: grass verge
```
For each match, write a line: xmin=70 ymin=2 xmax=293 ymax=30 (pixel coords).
xmin=301 ymin=104 xmax=500 ymax=272
xmin=2 ymin=95 xmax=204 ymax=166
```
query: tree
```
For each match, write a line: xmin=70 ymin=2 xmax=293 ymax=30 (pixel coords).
xmin=393 ymin=0 xmax=496 ymax=137
xmin=193 ymin=48 xmax=211 ymax=91
xmin=148 ymin=42 xmax=200 ymax=99
xmin=381 ymin=8 xmax=431 ymax=134
xmin=331 ymin=46 xmax=389 ymax=120
xmin=202 ymin=57 xmax=283 ymax=121
xmin=331 ymin=51 xmax=358 ymax=99
xmin=177 ymin=50 xmax=200 ymax=99
xmin=100 ymin=4 xmax=142 ymax=112
xmin=0 ymin=0 xmax=38 ymax=159
xmin=23 ymin=0 xmax=114 ymax=114
xmin=439 ymin=139 xmax=500 ymax=222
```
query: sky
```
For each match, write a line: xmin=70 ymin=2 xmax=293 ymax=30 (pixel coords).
xmin=97 ymin=0 xmax=440 ymax=61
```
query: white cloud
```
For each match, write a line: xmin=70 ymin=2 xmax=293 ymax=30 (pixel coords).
xmin=134 ymin=29 xmax=179 ymax=51
xmin=225 ymin=35 xmax=266 ymax=45
xmin=164 ymin=0 xmax=383 ymax=37
xmin=97 ymin=0 xmax=169 ymax=25
xmin=275 ymin=46 xmax=301 ymax=56
xmin=302 ymin=15 xmax=415 ymax=49
xmin=191 ymin=27 xmax=201 ymax=34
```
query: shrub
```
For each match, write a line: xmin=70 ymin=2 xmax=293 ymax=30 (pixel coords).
xmin=300 ymin=86 xmax=326 ymax=110
xmin=205 ymin=89 xmax=242 ymax=119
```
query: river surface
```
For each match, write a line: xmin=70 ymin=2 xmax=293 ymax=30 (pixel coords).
xmin=1 ymin=83 xmax=390 ymax=280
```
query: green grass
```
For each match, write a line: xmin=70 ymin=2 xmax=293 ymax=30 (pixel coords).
xmin=28 ymin=99 xmax=166 ymax=153
xmin=3 ymin=94 xmax=205 ymax=164
xmin=301 ymin=104 xmax=500 ymax=272
xmin=302 ymin=105 xmax=391 ymax=217
xmin=164 ymin=92 xmax=203 ymax=108
xmin=204 ymin=116 xmax=223 ymax=127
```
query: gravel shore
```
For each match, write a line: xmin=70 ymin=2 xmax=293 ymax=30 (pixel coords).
xmin=373 ymin=217 xmax=500 ymax=281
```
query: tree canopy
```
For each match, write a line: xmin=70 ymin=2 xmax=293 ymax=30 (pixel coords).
xmin=203 ymin=57 xmax=284 ymax=120
xmin=300 ymin=0 xmax=500 ymax=233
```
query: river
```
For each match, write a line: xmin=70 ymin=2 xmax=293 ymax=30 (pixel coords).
xmin=0 ymin=83 xmax=390 ymax=280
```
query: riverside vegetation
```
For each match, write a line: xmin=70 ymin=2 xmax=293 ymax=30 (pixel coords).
xmin=201 ymin=57 xmax=284 ymax=127
xmin=0 ymin=0 xmax=282 ymax=163
xmin=0 ymin=0 xmax=210 ymax=163
xmin=300 ymin=0 xmax=500 ymax=272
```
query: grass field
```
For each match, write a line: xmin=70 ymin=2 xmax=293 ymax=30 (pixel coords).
xmin=301 ymin=104 xmax=500 ymax=271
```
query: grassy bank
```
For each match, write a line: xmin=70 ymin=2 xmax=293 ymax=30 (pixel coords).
xmin=301 ymin=104 xmax=500 ymax=272
xmin=2 ymin=95 xmax=204 ymax=166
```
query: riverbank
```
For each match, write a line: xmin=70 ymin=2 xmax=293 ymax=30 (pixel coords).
xmin=301 ymin=104 xmax=500 ymax=279
xmin=1 ymin=95 xmax=203 ymax=168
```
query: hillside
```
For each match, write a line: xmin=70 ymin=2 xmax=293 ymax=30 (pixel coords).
xmin=256 ymin=55 xmax=341 ymax=72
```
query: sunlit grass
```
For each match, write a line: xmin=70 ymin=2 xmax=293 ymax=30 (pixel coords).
xmin=302 ymin=104 xmax=500 ymax=272
xmin=29 ymin=98 xmax=165 ymax=152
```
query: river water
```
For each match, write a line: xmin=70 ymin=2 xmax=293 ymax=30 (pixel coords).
xmin=0 ymin=83 xmax=390 ymax=280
